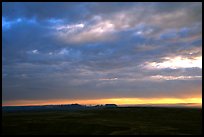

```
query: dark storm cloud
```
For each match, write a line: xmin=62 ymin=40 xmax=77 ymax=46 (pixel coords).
xmin=2 ymin=2 xmax=202 ymax=103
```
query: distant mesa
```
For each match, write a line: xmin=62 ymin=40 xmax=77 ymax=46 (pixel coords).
xmin=104 ymin=104 xmax=118 ymax=108
xmin=69 ymin=103 xmax=84 ymax=108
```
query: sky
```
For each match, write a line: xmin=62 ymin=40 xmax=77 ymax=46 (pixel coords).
xmin=2 ymin=2 xmax=202 ymax=106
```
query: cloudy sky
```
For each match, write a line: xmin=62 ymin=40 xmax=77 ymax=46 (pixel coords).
xmin=2 ymin=2 xmax=202 ymax=106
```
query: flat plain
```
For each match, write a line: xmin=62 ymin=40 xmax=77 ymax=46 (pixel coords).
xmin=2 ymin=107 xmax=202 ymax=135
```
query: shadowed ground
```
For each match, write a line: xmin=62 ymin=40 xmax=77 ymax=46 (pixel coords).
xmin=2 ymin=107 xmax=202 ymax=135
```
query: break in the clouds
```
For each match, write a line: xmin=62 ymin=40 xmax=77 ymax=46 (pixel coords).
xmin=2 ymin=2 xmax=202 ymax=104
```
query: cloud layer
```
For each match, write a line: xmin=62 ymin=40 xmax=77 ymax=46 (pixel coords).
xmin=2 ymin=2 xmax=202 ymax=104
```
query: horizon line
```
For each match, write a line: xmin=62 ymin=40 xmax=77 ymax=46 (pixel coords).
xmin=2 ymin=103 xmax=202 ymax=108
xmin=2 ymin=97 xmax=202 ymax=107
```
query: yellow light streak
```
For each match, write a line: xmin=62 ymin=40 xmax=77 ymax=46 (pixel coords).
xmin=3 ymin=97 xmax=202 ymax=107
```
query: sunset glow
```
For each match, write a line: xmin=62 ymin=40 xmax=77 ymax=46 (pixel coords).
xmin=3 ymin=97 xmax=202 ymax=107
xmin=145 ymin=56 xmax=202 ymax=69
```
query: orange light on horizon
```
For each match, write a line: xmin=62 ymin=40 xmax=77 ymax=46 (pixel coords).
xmin=2 ymin=97 xmax=202 ymax=107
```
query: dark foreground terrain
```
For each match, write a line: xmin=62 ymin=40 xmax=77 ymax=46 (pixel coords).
xmin=2 ymin=107 xmax=202 ymax=135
